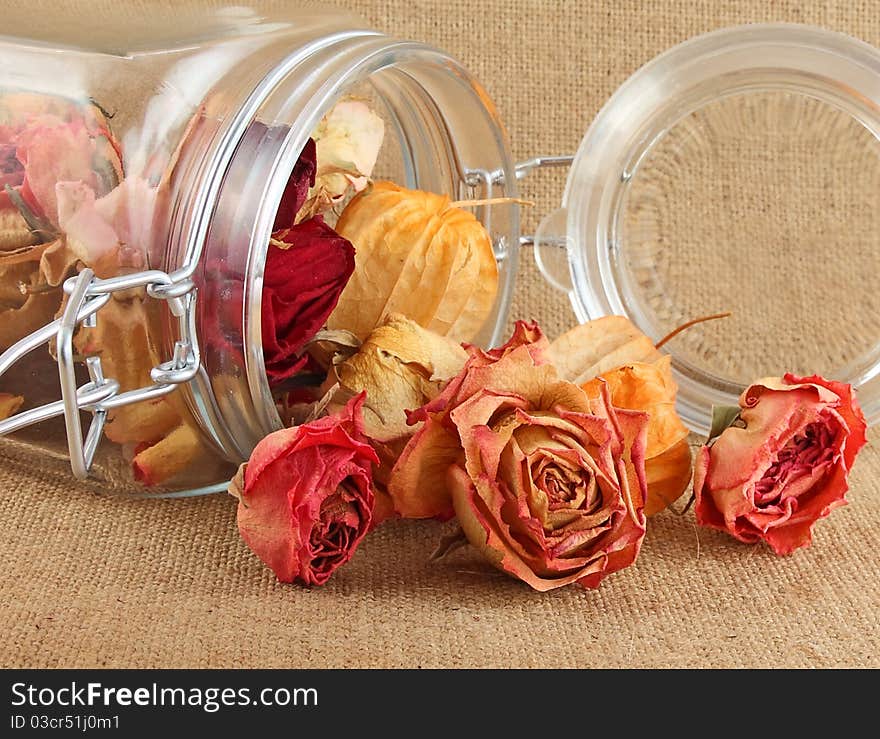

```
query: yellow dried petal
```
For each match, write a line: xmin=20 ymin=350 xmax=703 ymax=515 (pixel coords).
xmin=328 ymin=181 xmax=498 ymax=343
xmin=74 ymin=294 xmax=181 ymax=445
xmin=330 ymin=313 xmax=467 ymax=441
xmin=0 ymin=393 xmax=23 ymax=420
xmin=548 ymin=315 xmax=662 ymax=384
xmin=132 ymin=423 xmax=206 ymax=487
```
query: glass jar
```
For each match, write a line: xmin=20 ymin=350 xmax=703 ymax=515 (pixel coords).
xmin=0 ymin=3 xmax=518 ymax=494
xmin=1 ymin=9 xmax=878 ymax=496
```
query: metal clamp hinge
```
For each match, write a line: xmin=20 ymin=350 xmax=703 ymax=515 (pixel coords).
xmin=0 ymin=267 xmax=199 ymax=480
xmin=464 ymin=155 xmax=574 ymax=258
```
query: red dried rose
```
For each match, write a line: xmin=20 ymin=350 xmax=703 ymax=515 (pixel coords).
xmin=694 ymin=374 xmax=867 ymax=555
xmin=262 ymin=217 xmax=355 ymax=385
xmin=231 ymin=394 xmax=377 ymax=585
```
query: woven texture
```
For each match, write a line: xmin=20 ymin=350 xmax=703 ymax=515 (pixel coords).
xmin=2 ymin=0 xmax=879 ymax=668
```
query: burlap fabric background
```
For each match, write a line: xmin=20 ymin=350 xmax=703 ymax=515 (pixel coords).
xmin=2 ymin=0 xmax=879 ymax=668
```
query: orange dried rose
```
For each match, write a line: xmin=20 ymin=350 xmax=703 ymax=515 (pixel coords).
xmin=551 ymin=317 xmax=692 ymax=514
xmin=393 ymin=321 xmax=649 ymax=591
xmin=328 ymin=181 xmax=498 ymax=343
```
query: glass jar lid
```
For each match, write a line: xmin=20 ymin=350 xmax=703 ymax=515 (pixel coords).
xmin=537 ymin=23 xmax=880 ymax=433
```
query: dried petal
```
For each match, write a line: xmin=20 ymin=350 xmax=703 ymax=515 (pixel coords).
xmin=132 ymin=423 xmax=208 ymax=487
xmin=0 ymin=262 xmax=60 ymax=352
xmin=74 ymin=295 xmax=181 ymax=445
xmin=581 ymin=357 xmax=689 ymax=458
xmin=329 ymin=181 xmax=498 ymax=343
xmin=330 ymin=313 xmax=467 ymax=442
xmin=644 ymin=438 xmax=693 ymax=516
xmin=0 ymin=393 xmax=23 ymax=420
xmin=311 ymin=100 xmax=384 ymax=195
xmin=548 ymin=315 xmax=662 ymax=385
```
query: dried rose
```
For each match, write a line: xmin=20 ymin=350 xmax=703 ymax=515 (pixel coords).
xmin=694 ymin=374 xmax=867 ymax=555
xmin=230 ymin=394 xmax=377 ymax=585
xmin=550 ymin=317 xmax=692 ymax=515
xmin=296 ymin=99 xmax=384 ymax=221
xmin=328 ymin=181 xmax=498 ymax=343
xmin=0 ymin=92 xmax=122 ymax=232
xmin=263 ymin=217 xmax=355 ymax=385
xmin=0 ymin=392 xmax=22 ymax=420
xmin=274 ymin=138 xmax=316 ymax=230
xmin=42 ymin=176 xmax=153 ymax=285
xmin=325 ymin=313 xmax=468 ymax=521
xmin=394 ymin=322 xmax=650 ymax=591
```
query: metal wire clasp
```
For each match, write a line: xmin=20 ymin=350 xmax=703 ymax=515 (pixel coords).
xmin=0 ymin=267 xmax=199 ymax=480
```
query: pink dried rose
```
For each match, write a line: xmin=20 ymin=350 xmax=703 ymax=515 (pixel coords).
xmin=230 ymin=394 xmax=377 ymax=585
xmin=393 ymin=321 xmax=650 ymax=591
xmin=0 ymin=92 xmax=122 ymax=231
xmin=694 ymin=374 xmax=868 ymax=555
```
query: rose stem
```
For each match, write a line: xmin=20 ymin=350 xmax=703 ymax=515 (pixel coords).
xmin=654 ymin=312 xmax=732 ymax=350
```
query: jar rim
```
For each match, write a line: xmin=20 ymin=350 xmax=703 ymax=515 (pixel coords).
xmin=563 ymin=23 xmax=880 ymax=432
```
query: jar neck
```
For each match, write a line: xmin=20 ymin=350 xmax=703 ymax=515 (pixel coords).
xmin=179 ymin=34 xmax=518 ymax=462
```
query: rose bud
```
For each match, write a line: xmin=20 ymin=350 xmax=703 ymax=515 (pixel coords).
xmin=230 ymin=394 xmax=378 ymax=585
xmin=694 ymin=374 xmax=868 ymax=555
xmin=263 ymin=217 xmax=355 ymax=385
xmin=325 ymin=313 xmax=467 ymax=522
xmin=394 ymin=321 xmax=650 ymax=591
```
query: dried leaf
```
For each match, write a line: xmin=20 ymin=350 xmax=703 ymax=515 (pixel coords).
xmin=0 ymin=393 xmax=23 ymax=420
xmin=708 ymin=404 xmax=742 ymax=443
xmin=430 ymin=526 xmax=469 ymax=561
xmin=328 ymin=313 xmax=468 ymax=442
xmin=328 ymin=182 xmax=499 ymax=343
xmin=548 ymin=316 xmax=662 ymax=384
xmin=0 ymin=208 xmax=37 ymax=251
xmin=228 ymin=461 xmax=246 ymax=503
